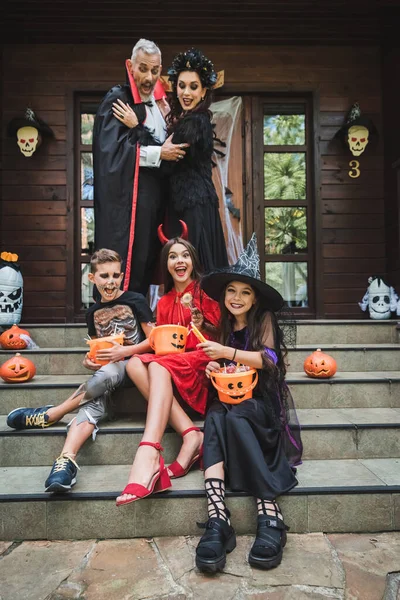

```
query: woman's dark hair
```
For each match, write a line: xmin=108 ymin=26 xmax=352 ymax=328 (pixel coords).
xmin=160 ymin=237 xmax=203 ymax=293
xmin=219 ymin=283 xmax=288 ymax=383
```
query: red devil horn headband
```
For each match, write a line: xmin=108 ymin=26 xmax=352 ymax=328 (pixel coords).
xmin=157 ymin=221 xmax=188 ymax=245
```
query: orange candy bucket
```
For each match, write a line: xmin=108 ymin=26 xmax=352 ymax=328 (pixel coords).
xmin=148 ymin=325 xmax=188 ymax=355
xmin=210 ymin=368 xmax=258 ymax=405
xmin=86 ymin=333 xmax=125 ymax=365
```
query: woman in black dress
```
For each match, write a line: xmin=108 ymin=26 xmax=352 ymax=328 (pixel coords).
xmin=162 ymin=48 xmax=228 ymax=271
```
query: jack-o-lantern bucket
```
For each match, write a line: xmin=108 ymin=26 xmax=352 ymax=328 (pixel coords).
xmin=0 ymin=324 xmax=30 ymax=350
xmin=86 ymin=333 xmax=124 ymax=366
xmin=210 ymin=368 xmax=259 ymax=405
xmin=0 ymin=352 xmax=36 ymax=383
xmin=148 ymin=325 xmax=188 ymax=355
xmin=303 ymin=348 xmax=337 ymax=379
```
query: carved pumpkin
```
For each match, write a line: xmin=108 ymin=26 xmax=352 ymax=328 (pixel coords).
xmin=304 ymin=348 xmax=337 ymax=379
xmin=0 ymin=324 xmax=30 ymax=350
xmin=0 ymin=352 xmax=36 ymax=383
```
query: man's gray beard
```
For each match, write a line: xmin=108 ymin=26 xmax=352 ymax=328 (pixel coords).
xmin=139 ymin=88 xmax=154 ymax=102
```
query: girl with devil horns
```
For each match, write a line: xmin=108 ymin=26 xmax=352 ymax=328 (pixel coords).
xmin=116 ymin=227 xmax=221 ymax=506
xmin=116 ymin=47 xmax=229 ymax=272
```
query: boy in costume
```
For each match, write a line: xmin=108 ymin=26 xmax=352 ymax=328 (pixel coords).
xmin=6 ymin=249 xmax=154 ymax=492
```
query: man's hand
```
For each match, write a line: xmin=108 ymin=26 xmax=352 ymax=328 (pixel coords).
xmin=96 ymin=341 xmax=128 ymax=364
xmin=161 ymin=134 xmax=189 ymax=161
xmin=198 ymin=341 xmax=229 ymax=361
xmin=83 ymin=353 xmax=101 ymax=371
xmin=205 ymin=361 xmax=221 ymax=378
xmin=112 ymin=99 xmax=139 ymax=129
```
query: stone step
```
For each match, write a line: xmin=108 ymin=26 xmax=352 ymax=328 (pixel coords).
xmin=1 ymin=344 xmax=400 ymax=375
xmin=2 ymin=408 xmax=400 ymax=467
xmin=10 ymin=320 xmax=400 ymax=347
xmin=1 ymin=372 xmax=400 ymax=414
xmin=1 ymin=459 xmax=399 ymax=539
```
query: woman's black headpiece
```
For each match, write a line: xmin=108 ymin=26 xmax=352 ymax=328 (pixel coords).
xmin=167 ymin=48 xmax=218 ymax=89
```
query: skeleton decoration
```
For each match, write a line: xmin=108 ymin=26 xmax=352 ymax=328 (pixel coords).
xmin=335 ymin=103 xmax=377 ymax=178
xmin=7 ymin=108 xmax=53 ymax=158
xmin=359 ymin=276 xmax=398 ymax=320
xmin=0 ymin=252 xmax=23 ymax=326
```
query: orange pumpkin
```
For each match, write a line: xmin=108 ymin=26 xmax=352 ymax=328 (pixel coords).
xmin=0 ymin=352 xmax=36 ymax=383
xmin=304 ymin=348 xmax=337 ymax=379
xmin=0 ymin=324 xmax=30 ymax=350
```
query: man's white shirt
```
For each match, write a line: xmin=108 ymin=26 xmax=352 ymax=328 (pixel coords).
xmin=139 ymin=98 xmax=167 ymax=168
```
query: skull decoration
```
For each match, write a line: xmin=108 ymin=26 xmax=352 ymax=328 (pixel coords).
xmin=359 ymin=276 xmax=398 ymax=320
xmin=0 ymin=253 xmax=23 ymax=326
xmin=17 ymin=126 xmax=40 ymax=157
xmin=347 ymin=125 xmax=369 ymax=157
xmin=7 ymin=108 xmax=53 ymax=158
xmin=335 ymin=102 xmax=377 ymax=159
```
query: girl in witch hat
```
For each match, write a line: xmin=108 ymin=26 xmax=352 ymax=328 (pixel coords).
xmin=195 ymin=233 xmax=303 ymax=573
xmin=116 ymin=228 xmax=221 ymax=506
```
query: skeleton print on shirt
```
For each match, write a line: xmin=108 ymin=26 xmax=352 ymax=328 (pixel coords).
xmin=93 ymin=303 xmax=142 ymax=345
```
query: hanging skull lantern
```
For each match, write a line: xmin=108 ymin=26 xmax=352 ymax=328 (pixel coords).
xmin=347 ymin=125 xmax=369 ymax=157
xmin=359 ymin=276 xmax=398 ymax=320
xmin=7 ymin=108 xmax=53 ymax=158
xmin=335 ymin=102 xmax=377 ymax=158
xmin=16 ymin=126 xmax=40 ymax=158
xmin=0 ymin=252 xmax=23 ymax=326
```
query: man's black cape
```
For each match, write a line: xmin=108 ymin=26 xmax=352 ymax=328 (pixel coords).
xmin=93 ymin=67 xmax=166 ymax=294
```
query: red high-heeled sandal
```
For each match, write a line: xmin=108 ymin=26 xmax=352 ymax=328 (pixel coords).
xmin=116 ymin=441 xmax=172 ymax=506
xmin=168 ymin=426 xmax=204 ymax=479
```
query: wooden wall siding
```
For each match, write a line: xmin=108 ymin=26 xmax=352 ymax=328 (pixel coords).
xmin=382 ymin=47 xmax=400 ymax=289
xmin=3 ymin=1 xmax=390 ymax=46
xmin=1 ymin=44 xmax=384 ymax=321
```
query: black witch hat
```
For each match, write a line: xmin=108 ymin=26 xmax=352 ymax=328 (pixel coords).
xmin=7 ymin=108 xmax=54 ymax=138
xmin=335 ymin=102 xmax=377 ymax=145
xmin=201 ymin=234 xmax=284 ymax=311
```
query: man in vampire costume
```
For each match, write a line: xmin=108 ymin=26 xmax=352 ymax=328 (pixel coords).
xmin=93 ymin=38 xmax=188 ymax=295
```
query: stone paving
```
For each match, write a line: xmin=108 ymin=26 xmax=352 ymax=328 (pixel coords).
xmin=0 ymin=533 xmax=399 ymax=600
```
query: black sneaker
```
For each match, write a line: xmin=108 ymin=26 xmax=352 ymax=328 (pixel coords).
xmin=45 ymin=454 xmax=80 ymax=493
xmin=6 ymin=405 xmax=54 ymax=430
xmin=196 ymin=517 xmax=236 ymax=573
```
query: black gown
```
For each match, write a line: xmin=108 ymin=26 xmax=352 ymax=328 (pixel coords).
xmin=164 ymin=111 xmax=228 ymax=271
xmin=93 ymin=83 xmax=167 ymax=295
xmin=203 ymin=328 xmax=302 ymax=500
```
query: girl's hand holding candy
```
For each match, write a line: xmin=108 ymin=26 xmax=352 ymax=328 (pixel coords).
xmin=205 ymin=361 xmax=221 ymax=378
xmin=191 ymin=307 xmax=204 ymax=330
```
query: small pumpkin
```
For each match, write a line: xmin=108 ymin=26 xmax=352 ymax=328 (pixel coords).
xmin=0 ymin=324 xmax=30 ymax=350
xmin=0 ymin=352 xmax=36 ymax=383
xmin=304 ymin=348 xmax=337 ymax=379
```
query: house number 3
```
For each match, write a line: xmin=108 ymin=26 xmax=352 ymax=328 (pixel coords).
xmin=348 ymin=160 xmax=360 ymax=178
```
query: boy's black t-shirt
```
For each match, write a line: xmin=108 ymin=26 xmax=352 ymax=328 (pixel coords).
xmin=86 ymin=291 xmax=154 ymax=345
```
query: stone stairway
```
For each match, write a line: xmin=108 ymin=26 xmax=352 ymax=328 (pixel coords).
xmin=1 ymin=320 xmax=400 ymax=540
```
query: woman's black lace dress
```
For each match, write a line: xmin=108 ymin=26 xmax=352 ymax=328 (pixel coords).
xmin=164 ymin=111 xmax=228 ymax=271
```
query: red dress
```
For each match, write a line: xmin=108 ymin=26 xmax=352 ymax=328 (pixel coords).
xmin=137 ymin=281 xmax=220 ymax=414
